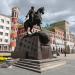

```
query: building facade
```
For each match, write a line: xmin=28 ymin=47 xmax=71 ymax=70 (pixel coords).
xmin=17 ymin=24 xmax=25 ymax=38
xmin=50 ymin=20 xmax=75 ymax=53
xmin=49 ymin=31 xmax=56 ymax=51
xmin=49 ymin=27 xmax=64 ymax=53
xmin=0 ymin=14 xmax=11 ymax=52
xmin=67 ymin=32 xmax=75 ymax=53
xmin=54 ymin=27 xmax=64 ymax=53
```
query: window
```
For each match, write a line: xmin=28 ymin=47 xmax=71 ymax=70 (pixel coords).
xmin=14 ymin=12 xmax=17 ymax=17
xmin=4 ymin=46 xmax=7 ymax=50
xmin=5 ymin=39 xmax=8 ymax=43
xmin=0 ymin=39 xmax=2 ymax=42
xmin=12 ymin=38 xmax=15 ymax=40
xmin=7 ymin=21 xmax=10 ymax=24
xmin=0 ymin=26 xmax=3 ymax=29
xmin=5 ymin=33 xmax=8 ymax=36
xmin=6 ymin=27 xmax=9 ymax=30
xmin=0 ymin=32 xmax=3 ymax=35
xmin=53 ymin=40 xmax=55 ymax=44
xmin=0 ymin=46 xmax=1 ymax=50
xmin=1 ymin=19 xmax=4 ymax=23
xmin=12 ymin=12 xmax=14 ymax=17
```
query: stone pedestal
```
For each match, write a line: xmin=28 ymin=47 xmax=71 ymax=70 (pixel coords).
xmin=14 ymin=58 xmax=66 ymax=73
xmin=12 ymin=33 xmax=52 ymax=59
xmin=12 ymin=32 xmax=66 ymax=72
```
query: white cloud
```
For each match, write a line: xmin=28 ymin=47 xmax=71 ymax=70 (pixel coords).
xmin=67 ymin=16 xmax=75 ymax=26
xmin=43 ymin=10 xmax=71 ymax=21
xmin=50 ymin=0 xmax=57 ymax=4
xmin=0 ymin=0 xmax=11 ymax=15
xmin=54 ymin=10 xmax=71 ymax=16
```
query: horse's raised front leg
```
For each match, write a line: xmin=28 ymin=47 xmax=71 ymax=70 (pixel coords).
xmin=27 ymin=27 xmax=32 ymax=35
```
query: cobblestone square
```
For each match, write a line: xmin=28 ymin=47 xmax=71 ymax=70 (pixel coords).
xmin=0 ymin=54 xmax=75 ymax=75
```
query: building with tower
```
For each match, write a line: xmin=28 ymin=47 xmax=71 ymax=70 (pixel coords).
xmin=10 ymin=7 xmax=19 ymax=51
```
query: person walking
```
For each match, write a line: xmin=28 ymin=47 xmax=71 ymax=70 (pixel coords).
xmin=64 ymin=50 xmax=66 ymax=57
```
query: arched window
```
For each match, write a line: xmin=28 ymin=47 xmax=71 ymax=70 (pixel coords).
xmin=14 ymin=12 xmax=16 ymax=17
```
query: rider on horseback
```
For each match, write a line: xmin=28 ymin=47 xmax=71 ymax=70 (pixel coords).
xmin=25 ymin=6 xmax=35 ymax=34
xmin=24 ymin=7 xmax=44 ymax=35
xmin=26 ymin=6 xmax=35 ymax=23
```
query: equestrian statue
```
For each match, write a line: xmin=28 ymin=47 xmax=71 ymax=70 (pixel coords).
xmin=24 ymin=6 xmax=44 ymax=34
xmin=23 ymin=6 xmax=50 ymax=45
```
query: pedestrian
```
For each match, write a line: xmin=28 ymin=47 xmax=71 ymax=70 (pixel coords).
xmin=64 ymin=50 xmax=66 ymax=57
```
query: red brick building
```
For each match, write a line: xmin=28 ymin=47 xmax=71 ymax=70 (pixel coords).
xmin=17 ymin=25 xmax=41 ymax=38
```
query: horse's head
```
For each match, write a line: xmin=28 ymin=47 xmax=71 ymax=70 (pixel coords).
xmin=37 ymin=7 xmax=44 ymax=14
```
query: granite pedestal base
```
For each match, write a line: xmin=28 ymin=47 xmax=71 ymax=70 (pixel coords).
xmin=14 ymin=58 xmax=66 ymax=73
xmin=12 ymin=32 xmax=53 ymax=59
xmin=12 ymin=32 xmax=66 ymax=72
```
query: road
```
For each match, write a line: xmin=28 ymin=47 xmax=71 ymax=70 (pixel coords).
xmin=0 ymin=54 xmax=75 ymax=75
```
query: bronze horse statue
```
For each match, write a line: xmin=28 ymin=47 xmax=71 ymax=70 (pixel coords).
xmin=24 ymin=7 xmax=44 ymax=34
xmin=23 ymin=7 xmax=50 ymax=45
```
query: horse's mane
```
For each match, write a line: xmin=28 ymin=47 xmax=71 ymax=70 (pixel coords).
xmin=37 ymin=7 xmax=44 ymax=13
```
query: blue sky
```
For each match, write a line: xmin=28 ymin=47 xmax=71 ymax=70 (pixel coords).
xmin=0 ymin=0 xmax=75 ymax=34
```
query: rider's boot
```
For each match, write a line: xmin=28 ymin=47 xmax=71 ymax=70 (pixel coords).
xmin=27 ymin=31 xmax=32 ymax=35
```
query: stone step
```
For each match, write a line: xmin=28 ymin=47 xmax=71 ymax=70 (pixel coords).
xmin=20 ymin=59 xmax=40 ymax=63
xmin=18 ymin=60 xmax=40 ymax=66
xmin=18 ymin=59 xmax=65 ymax=68
xmin=13 ymin=64 xmax=41 ymax=73
xmin=40 ymin=61 xmax=66 ymax=71
xmin=15 ymin=62 xmax=40 ymax=69
xmin=14 ymin=59 xmax=66 ymax=72
xmin=18 ymin=59 xmax=61 ymax=67
xmin=20 ymin=58 xmax=62 ymax=63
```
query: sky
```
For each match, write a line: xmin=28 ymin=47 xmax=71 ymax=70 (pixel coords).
xmin=0 ymin=0 xmax=75 ymax=34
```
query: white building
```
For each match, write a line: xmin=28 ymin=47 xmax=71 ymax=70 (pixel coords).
xmin=49 ymin=27 xmax=65 ymax=53
xmin=66 ymin=32 xmax=75 ymax=53
xmin=50 ymin=20 xmax=75 ymax=53
xmin=0 ymin=14 xmax=11 ymax=52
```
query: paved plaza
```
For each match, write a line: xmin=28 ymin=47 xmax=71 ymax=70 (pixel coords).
xmin=0 ymin=54 xmax=75 ymax=75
